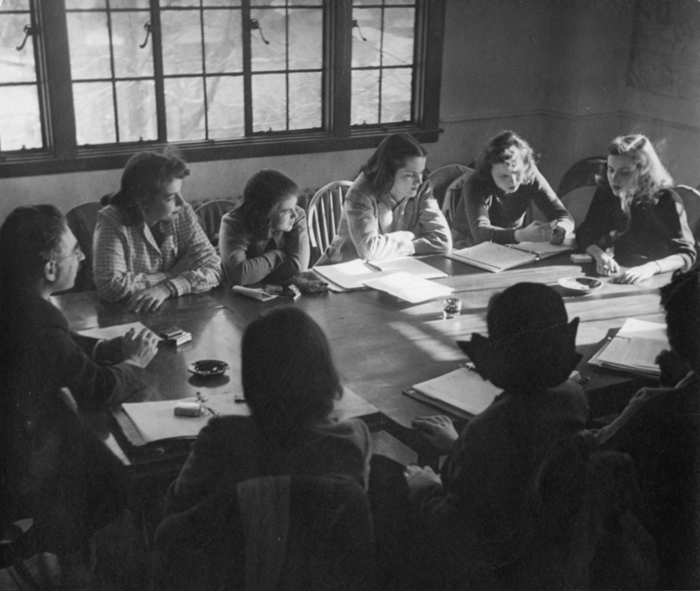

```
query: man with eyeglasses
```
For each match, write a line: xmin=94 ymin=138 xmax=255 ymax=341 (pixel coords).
xmin=0 ymin=204 xmax=159 ymax=568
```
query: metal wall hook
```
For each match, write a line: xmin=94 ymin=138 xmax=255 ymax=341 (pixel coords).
xmin=352 ymin=19 xmax=367 ymax=42
xmin=139 ymin=21 xmax=152 ymax=49
xmin=16 ymin=24 xmax=36 ymax=51
xmin=249 ymin=18 xmax=270 ymax=45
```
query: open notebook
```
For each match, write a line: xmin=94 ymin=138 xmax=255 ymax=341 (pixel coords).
xmin=588 ymin=318 xmax=668 ymax=378
xmin=446 ymin=241 xmax=573 ymax=273
xmin=403 ymin=366 xmax=502 ymax=418
xmin=313 ymin=256 xmax=447 ymax=291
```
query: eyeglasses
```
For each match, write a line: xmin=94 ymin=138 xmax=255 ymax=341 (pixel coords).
xmin=53 ymin=244 xmax=84 ymax=261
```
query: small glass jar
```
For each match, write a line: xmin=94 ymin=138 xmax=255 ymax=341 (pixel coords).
xmin=443 ymin=297 xmax=462 ymax=319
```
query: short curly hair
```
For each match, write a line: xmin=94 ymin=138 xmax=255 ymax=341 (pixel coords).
xmin=660 ymin=268 xmax=700 ymax=370
xmin=473 ymin=130 xmax=538 ymax=186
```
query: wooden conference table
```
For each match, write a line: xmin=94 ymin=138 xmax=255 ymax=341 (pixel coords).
xmin=54 ymin=253 xmax=668 ymax=485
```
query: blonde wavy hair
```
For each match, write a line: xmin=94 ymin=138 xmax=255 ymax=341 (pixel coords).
xmin=607 ymin=134 xmax=674 ymax=206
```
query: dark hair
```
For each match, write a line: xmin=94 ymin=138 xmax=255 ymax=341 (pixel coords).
xmin=660 ymin=268 xmax=700 ymax=370
xmin=473 ymin=130 xmax=537 ymax=185
xmin=0 ymin=205 xmax=67 ymax=287
xmin=241 ymin=307 xmax=342 ymax=436
xmin=109 ymin=150 xmax=190 ymax=224
xmin=361 ymin=133 xmax=427 ymax=193
xmin=487 ymin=282 xmax=568 ymax=341
xmin=236 ymin=169 xmax=299 ymax=239
xmin=603 ymin=134 xmax=673 ymax=207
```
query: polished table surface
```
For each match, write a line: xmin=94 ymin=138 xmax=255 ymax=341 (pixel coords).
xmin=54 ymin=253 xmax=669 ymax=472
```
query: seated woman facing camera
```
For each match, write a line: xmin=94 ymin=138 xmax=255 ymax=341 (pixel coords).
xmin=316 ymin=133 xmax=451 ymax=264
xmin=406 ymin=283 xmax=656 ymax=590
xmin=94 ymin=151 xmax=222 ymax=313
xmin=164 ymin=307 xmax=371 ymax=517
xmin=219 ymin=169 xmax=309 ymax=286
xmin=452 ymin=130 xmax=574 ymax=247
xmin=577 ymin=134 xmax=696 ymax=284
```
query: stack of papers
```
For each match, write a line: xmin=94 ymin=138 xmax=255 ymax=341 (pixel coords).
xmin=362 ymin=272 xmax=453 ymax=304
xmin=404 ymin=366 xmax=502 ymax=417
xmin=446 ymin=241 xmax=573 ymax=272
xmin=313 ymin=256 xmax=447 ymax=291
xmin=588 ymin=318 xmax=668 ymax=378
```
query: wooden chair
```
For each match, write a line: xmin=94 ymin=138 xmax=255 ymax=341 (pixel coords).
xmin=194 ymin=199 xmax=237 ymax=252
xmin=306 ymin=181 xmax=352 ymax=265
xmin=427 ymin=164 xmax=471 ymax=211
xmin=556 ymin=157 xmax=606 ymax=227
xmin=674 ymin=185 xmax=700 ymax=249
xmin=441 ymin=167 xmax=474 ymax=227
xmin=65 ymin=201 xmax=103 ymax=293
xmin=153 ymin=475 xmax=375 ymax=591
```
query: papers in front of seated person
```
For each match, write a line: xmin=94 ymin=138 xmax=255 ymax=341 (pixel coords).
xmin=77 ymin=321 xmax=162 ymax=341
xmin=362 ymin=272 xmax=454 ymax=304
xmin=403 ymin=366 xmax=502 ymax=418
xmin=313 ymin=256 xmax=447 ymax=291
xmin=588 ymin=318 xmax=668 ymax=378
xmin=446 ymin=239 xmax=574 ymax=273
xmin=115 ymin=387 xmax=379 ymax=447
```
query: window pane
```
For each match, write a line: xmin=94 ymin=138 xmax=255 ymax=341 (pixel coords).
xmin=73 ymin=82 xmax=116 ymax=145
xmin=382 ymin=7 xmax=414 ymax=67
xmin=161 ymin=0 xmax=200 ymax=7
xmin=351 ymin=8 xmax=381 ymax=68
xmin=67 ymin=12 xmax=111 ymax=80
xmin=381 ymin=67 xmax=411 ymax=123
xmin=65 ymin=0 xmax=105 ymax=9
xmin=109 ymin=0 xmax=150 ymax=8
xmin=250 ymin=9 xmax=285 ymax=72
xmin=288 ymin=72 xmax=321 ymax=130
xmin=0 ymin=0 xmax=30 ymax=10
xmin=161 ymin=10 xmax=204 ymax=76
xmin=111 ymin=12 xmax=154 ymax=78
xmin=353 ymin=0 xmax=415 ymax=5
xmin=203 ymin=9 xmax=242 ymax=74
xmin=165 ymin=77 xmax=206 ymax=141
xmin=116 ymin=79 xmax=157 ymax=142
xmin=288 ymin=0 xmax=322 ymax=5
xmin=351 ymin=69 xmax=379 ymax=125
xmin=0 ymin=85 xmax=41 ymax=150
xmin=252 ymin=73 xmax=287 ymax=132
xmin=0 ymin=14 xmax=36 ymax=83
xmin=289 ymin=8 xmax=322 ymax=70
xmin=207 ymin=76 xmax=244 ymax=139
xmin=204 ymin=0 xmax=242 ymax=6
xmin=251 ymin=0 xmax=286 ymax=6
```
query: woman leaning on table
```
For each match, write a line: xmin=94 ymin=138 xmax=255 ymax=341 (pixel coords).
xmin=316 ymin=132 xmax=452 ymax=264
xmin=93 ymin=150 xmax=222 ymax=313
xmin=219 ymin=169 xmax=309 ymax=286
xmin=576 ymin=134 xmax=696 ymax=284
xmin=452 ymin=130 xmax=574 ymax=247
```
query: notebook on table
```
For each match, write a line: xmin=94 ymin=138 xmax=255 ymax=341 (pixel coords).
xmin=588 ymin=318 xmax=667 ymax=379
xmin=446 ymin=240 xmax=573 ymax=273
xmin=403 ymin=366 xmax=502 ymax=418
xmin=313 ymin=256 xmax=447 ymax=291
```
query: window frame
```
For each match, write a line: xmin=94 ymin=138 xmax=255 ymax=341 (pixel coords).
xmin=0 ymin=0 xmax=445 ymax=179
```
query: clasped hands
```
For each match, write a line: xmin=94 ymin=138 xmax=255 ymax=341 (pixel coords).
xmin=403 ymin=415 xmax=460 ymax=492
xmin=515 ymin=220 xmax=566 ymax=244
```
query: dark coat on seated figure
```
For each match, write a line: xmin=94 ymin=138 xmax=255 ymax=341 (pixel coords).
xmin=408 ymin=283 xmax=657 ymax=590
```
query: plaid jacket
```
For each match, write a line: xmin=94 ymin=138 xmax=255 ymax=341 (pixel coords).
xmin=93 ymin=202 xmax=222 ymax=302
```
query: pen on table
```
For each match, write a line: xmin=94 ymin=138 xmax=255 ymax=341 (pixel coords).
xmin=362 ymin=259 xmax=382 ymax=272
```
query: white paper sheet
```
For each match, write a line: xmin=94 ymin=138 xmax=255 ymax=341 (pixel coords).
xmin=76 ymin=321 xmax=156 ymax=340
xmin=362 ymin=272 xmax=453 ymax=304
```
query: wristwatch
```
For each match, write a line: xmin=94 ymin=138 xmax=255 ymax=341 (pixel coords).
xmin=164 ymin=280 xmax=177 ymax=298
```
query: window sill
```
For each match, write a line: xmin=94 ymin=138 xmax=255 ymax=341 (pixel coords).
xmin=0 ymin=126 xmax=442 ymax=179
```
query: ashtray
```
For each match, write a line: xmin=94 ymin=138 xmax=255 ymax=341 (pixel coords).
xmin=558 ymin=276 xmax=603 ymax=295
xmin=188 ymin=359 xmax=229 ymax=377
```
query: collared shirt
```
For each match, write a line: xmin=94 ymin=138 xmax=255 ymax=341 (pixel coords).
xmin=93 ymin=202 xmax=222 ymax=302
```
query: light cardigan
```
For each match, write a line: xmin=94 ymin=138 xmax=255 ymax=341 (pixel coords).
xmin=93 ymin=202 xmax=222 ymax=302
xmin=316 ymin=173 xmax=452 ymax=264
